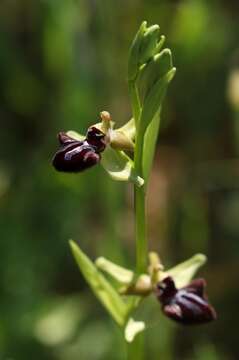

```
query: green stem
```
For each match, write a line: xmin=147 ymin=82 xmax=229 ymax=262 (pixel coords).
xmin=135 ymin=185 xmax=147 ymax=273
xmin=134 ymin=124 xmax=147 ymax=273
xmin=129 ymin=78 xmax=148 ymax=274
xmin=127 ymin=333 xmax=144 ymax=360
xmin=128 ymin=75 xmax=147 ymax=360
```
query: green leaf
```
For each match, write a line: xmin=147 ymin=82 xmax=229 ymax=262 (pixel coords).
xmin=69 ymin=240 xmax=128 ymax=326
xmin=101 ymin=146 xmax=144 ymax=187
xmin=166 ymin=253 xmax=207 ymax=288
xmin=140 ymin=67 xmax=176 ymax=133
xmin=95 ymin=257 xmax=134 ymax=285
xmin=142 ymin=112 xmax=161 ymax=186
xmin=125 ymin=318 xmax=145 ymax=343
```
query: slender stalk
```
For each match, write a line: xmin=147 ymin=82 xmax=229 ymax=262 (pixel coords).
xmin=127 ymin=333 xmax=144 ymax=360
xmin=127 ymin=80 xmax=148 ymax=360
xmin=135 ymin=185 xmax=147 ymax=273
xmin=134 ymin=124 xmax=147 ymax=273
xmin=130 ymin=78 xmax=148 ymax=274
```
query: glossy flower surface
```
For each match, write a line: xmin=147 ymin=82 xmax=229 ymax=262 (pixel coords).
xmin=155 ymin=276 xmax=217 ymax=325
xmin=86 ymin=126 xmax=106 ymax=152
xmin=52 ymin=129 xmax=105 ymax=173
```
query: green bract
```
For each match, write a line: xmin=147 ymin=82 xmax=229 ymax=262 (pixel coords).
xmin=138 ymin=49 xmax=173 ymax=102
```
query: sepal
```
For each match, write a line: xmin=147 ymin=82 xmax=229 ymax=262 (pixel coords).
xmin=164 ymin=253 xmax=207 ymax=288
xmin=66 ymin=130 xmax=84 ymax=141
xmin=101 ymin=147 xmax=144 ymax=187
xmin=118 ymin=118 xmax=136 ymax=141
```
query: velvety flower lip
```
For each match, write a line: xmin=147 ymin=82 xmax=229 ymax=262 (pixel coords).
xmin=52 ymin=128 xmax=106 ymax=173
xmin=155 ymin=276 xmax=217 ymax=325
xmin=52 ymin=133 xmax=101 ymax=172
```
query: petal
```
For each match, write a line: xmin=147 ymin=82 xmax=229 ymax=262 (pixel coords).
xmin=58 ymin=132 xmax=79 ymax=145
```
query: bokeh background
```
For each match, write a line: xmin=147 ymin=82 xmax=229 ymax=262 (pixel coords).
xmin=1 ymin=0 xmax=239 ymax=359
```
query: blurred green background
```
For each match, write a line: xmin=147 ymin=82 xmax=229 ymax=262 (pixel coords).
xmin=1 ymin=0 xmax=239 ymax=359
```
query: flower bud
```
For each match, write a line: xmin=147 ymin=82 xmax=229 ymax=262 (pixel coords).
xmin=128 ymin=23 xmax=167 ymax=82
xmin=139 ymin=25 xmax=160 ymax=65
xmin=155 ymin=276 xmax=217 ymax=325
xmin=138 ymin=49 xmax=173 ymax=102
xmin=128 ymin=21 xmax=147 ymax=81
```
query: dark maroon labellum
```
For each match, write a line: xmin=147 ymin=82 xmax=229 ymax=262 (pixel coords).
xmin=52 ymin=127 xmax=106 ymax=173
xmin=155 ymin=276 xmax=217 ymax=325
xmin=52 ymin=133 xmax=101 ymax=172
xmin=86 ymin=127 xmax=106 ymax=153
